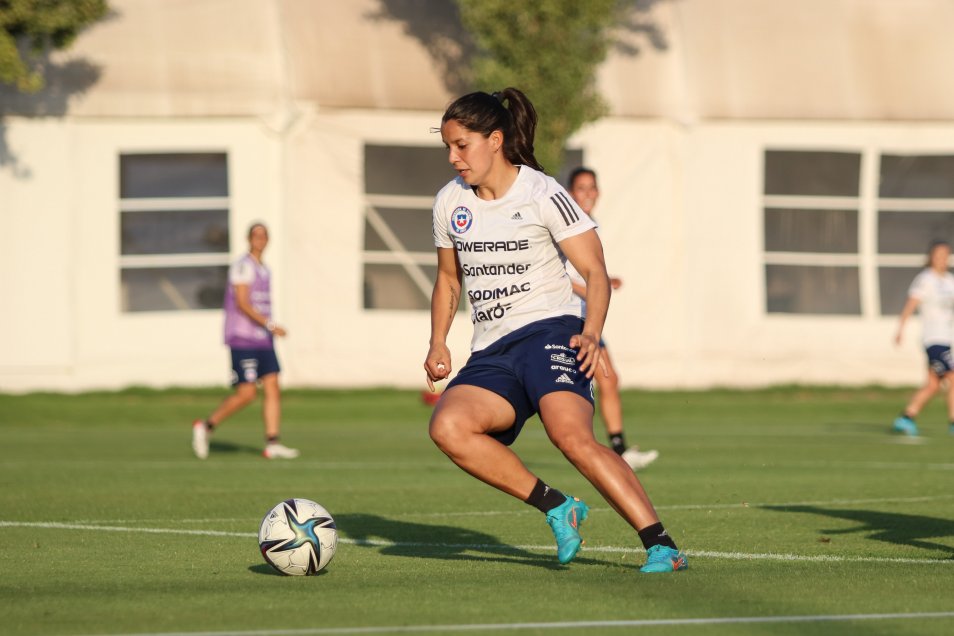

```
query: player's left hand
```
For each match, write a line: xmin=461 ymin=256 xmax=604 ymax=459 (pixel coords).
xmin=570 ymin=333 xmax=607 ymax=379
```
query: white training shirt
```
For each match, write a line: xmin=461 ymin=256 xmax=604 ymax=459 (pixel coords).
xmin=433 ymin=166 xmax=597 ymax=352
xmin=908 ymin=268 xmax=954 ymax=347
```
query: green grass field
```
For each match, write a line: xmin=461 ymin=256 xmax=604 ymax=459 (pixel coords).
xmin=1 ymin=386 xmax=952 ymax=635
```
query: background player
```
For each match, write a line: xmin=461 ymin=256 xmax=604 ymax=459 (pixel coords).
xmin=192 ymin=222 xmax=299 ymax=459
xmin=892 ymin=239 xmax=954 ymax=436
xmin=565 ymin=167 xmax=658 ymax=470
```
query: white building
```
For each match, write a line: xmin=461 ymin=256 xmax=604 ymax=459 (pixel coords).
xmin=3 ymin=0 xmax=954 ymax=392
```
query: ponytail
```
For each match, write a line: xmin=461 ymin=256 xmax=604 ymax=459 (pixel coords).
xmin=441 ymin=87 xmax=544 ymax=172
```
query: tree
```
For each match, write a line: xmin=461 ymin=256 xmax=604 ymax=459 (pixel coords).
xmin=0 ymin=0 xmax=109 ymax=93
xmin=454 ymin=0 xmax=626 ymax=173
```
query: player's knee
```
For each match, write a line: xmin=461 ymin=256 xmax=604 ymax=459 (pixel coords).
xmin=236 ymin=384 xmax=258 ymax=405
xmin=428 ymin=411 xmax=462 ymax=452
xmin=549 ymin=427 xmax=595 ymax=459
xmin=599 ymin=370 xmax=619 ymax=391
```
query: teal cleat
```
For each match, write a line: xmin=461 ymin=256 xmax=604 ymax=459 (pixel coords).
xmin=892 ymin=416 xmax=919 ymax=436
xmin=640 ymin=544 xmax=688 ymax=573
xmin=545 ymin=495 xmax=589 ymax=564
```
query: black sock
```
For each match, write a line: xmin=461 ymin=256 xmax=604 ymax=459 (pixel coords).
xmin=608 ymin=433 xmax=626 ymax=455
xmin=205 ymin=419 xmax=216 ymax=432
xmin=266 ymin=435 xmax=279 ymax=443
xmin=638 ymin=522 xmax=677 ymax=550
xmin=524 ymin=479 xmax=566 ymax=513
xmin=901 ymin=411 xmax=915 ymax=421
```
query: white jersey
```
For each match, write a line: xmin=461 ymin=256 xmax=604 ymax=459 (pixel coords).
xmin=433 ymin=166 xmax=597 ymax=351
xmin=908 ymin=268 xmax=954 ymax=347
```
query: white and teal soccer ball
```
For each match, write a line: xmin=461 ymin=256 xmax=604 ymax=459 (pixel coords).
xmin=258 ymin=498 xmax=338 ymax=576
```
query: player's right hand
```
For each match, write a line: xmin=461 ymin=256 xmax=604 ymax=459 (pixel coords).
xmin=424 ymin=345 xmax=452 ymax=392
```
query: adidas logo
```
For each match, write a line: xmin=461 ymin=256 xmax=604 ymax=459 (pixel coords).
xmin=511 ymin=211 xmax=523 ymax=220
xmin=555 ymin=373 xmax=574 ymax=384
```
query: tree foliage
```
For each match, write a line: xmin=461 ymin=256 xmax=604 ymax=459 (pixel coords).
xmin=0 ymin=0 xmax=108 ymax=93
xmin=454 ymin=0 xmax=625 ymax=173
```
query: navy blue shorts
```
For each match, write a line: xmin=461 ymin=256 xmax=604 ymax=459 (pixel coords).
xmin=926 ymin=345 xmax=953 ymax=377
xmin=230 ymin=348 xmax=281 ymax=386
xmin=447 ymin=315 xmax=595 ymax=446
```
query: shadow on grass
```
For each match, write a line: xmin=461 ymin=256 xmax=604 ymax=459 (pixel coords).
xmin=336 ymin=513 xmax=618 ymax=570
xmin=763 ymin=505 xmax=954 ymax=556
xmin=247 ymin=563 xmax=333 ymax=577
xmin=209 ymin=440 xmax=261 ymax=456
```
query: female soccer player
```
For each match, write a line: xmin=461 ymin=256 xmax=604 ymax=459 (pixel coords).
xmin=892 ymin=239 xmax=954 ymax=436
xmin=192 ymin=222 xmax=299 ymax=460
xmin=423 ymin=88 xmax=686 ymax=573
xmin=565 ymin=167 xmax=658 ymax=470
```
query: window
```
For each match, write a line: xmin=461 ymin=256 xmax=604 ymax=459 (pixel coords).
xmin=762 ymin=149 xmax=954 ymax=317
xmin=877 ymin=154 xmax=954 ymax=315
xmin=362 ymin=145 xmax=450 ymax=310
xmin=361 ymin=144 xmax=584 ymax=310
xmin=762 ymin=150 xmax=862 ymax=315
xmin=119 ymin=153 xmax=230 ymax=312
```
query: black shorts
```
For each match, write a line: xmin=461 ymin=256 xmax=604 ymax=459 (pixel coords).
xmin=447 ymin=315 xmax=595 ymax=446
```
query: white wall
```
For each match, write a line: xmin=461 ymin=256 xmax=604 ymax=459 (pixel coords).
xmin=2 ymin=113 xmax=949 ymax=392
xmin=577 ymin=119 xmax=953 ymax=388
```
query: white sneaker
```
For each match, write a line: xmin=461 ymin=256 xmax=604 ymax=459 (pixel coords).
xmin=192 ymin=420 xmax=209 ymax=460
xmin=621 ymin=447 xmax=658 ymax=471
xmin=263 ymin=442 xmax=300 ymax=459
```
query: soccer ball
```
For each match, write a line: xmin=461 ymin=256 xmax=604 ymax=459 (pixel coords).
xmin=258 ymin=498 xmax=338 ymax=576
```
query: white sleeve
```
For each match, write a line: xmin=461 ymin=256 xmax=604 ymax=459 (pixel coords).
xmin=908 ymin=271 xmax=930 ymax=300
xmin=541 ymin=185 xmax=597 ymax=243
xmin=229 ymin=258 xmax=255 ymax=285
xmin=432 ymin=194 xmax=453 ymax=249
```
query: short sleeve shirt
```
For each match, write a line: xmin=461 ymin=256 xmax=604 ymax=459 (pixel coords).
xmin=908 ymin=268 xmax=954 ymax=347
xmin=433 ymin=166 xmax=597 ymax=351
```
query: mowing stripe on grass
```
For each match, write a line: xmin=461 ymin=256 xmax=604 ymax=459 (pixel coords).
xmin=83 ymin=611 xmax=954 ymax=635
xmin=3 ymin=520 xmax=952 ymax=565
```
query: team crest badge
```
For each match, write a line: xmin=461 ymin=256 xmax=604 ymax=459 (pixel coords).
xmin=451 ymin=206 xmax=474 ymax=234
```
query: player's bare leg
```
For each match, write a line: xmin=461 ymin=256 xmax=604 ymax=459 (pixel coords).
xmin=429 ymin=385 xmax=593 ymax=563
xmin=895 ymin=371 xmax=940 ymax=436
xmin=209 ymin=382 xmax=258 ymax=425
xmin=596 ymin=348 xmax=624 ymax=437
xmin=260 ymin=373 xmax=298 ymax=458
xmin=261 ymin=373 xmax=282 ymax=439
xmin=597 ymin=347 xmax=658 ymax=470
xmin=428 ymin=385 xmax=537 ymax=498
xmin=905 ymin=371 xmax=940 ymax=417
xmin=192 ymin=382 xmax=257 ymax=458
xmin=539 ymin=391 xmax=659 ymax=529
xmin=539 ymin=391 xmax=685 ymax=572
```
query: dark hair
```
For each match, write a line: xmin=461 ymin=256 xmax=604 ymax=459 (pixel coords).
xmin=248 ymin=222 xmax=268 ymax=239
xmin=926 ymin=239 xmax=951 ymax=267
xmin=567 ymin=167 xmax=597 ymax=189
xmin=441 ymin=87 xmax=544 ymax=172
